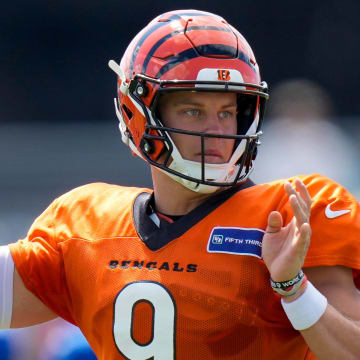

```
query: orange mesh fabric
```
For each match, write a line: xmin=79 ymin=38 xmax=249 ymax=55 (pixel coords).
xmin=9 ymin=175 xmax=360 ymax=359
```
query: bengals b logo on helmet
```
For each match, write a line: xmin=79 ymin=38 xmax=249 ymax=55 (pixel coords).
xmin=217 ymin=69 xmax=231 ymax=81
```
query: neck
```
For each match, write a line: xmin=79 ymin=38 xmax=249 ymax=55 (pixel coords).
xmin=151 ymin=167 xmax=218 ymax=216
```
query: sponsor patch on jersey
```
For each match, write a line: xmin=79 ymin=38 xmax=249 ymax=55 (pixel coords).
xmin=207 ymin=227 xmax=265 ymax=258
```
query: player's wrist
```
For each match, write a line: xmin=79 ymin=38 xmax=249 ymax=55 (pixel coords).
xmin=270 ymin=269 xmax=306 ymax=297
xmin=281 ymin=279 xmax=308 ymax=302
xmin=280 ymin=281 xmax=328 ymax=330
xmin=270 ymin=269 xmax=327 ymax=330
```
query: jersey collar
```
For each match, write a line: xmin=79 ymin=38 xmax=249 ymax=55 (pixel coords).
xmin=133 ymin=179 xmax=255 ymax=251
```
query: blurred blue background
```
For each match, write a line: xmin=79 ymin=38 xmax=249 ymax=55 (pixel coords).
xmin=1 ymin=1 xmax=359 ymax=359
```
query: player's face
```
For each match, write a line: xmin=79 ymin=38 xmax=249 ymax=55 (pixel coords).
xmin=159 ymin=91 xmax=238 ymax=164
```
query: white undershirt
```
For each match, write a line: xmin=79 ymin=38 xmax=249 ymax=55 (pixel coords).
xmin=0 ymin=245 xmax=14 ymax=329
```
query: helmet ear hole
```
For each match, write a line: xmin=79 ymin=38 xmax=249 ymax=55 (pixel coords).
xmin=122 ymin=104 xmax=133 ymax=120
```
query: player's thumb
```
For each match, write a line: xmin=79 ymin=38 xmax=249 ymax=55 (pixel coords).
xmin=266 ymin=211 xmax=283 ymax=233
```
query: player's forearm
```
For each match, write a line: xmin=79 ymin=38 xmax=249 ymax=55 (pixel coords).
xmin=301 ymin=304 xmax=360 ymax=360
xmin=277 ymin=270 xmax=360 ymax=359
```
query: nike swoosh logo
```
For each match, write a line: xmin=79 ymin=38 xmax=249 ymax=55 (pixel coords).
xmin=325 ymin=204 xmax=351 ymax=219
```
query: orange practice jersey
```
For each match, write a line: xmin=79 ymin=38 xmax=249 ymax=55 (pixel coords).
xmin=10 ymin=174 xmax=360 ymax=360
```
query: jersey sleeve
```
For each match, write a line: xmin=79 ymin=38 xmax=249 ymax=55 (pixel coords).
xmin=9 ymin=196 xmax=75 ymax=324
xmin=282 ymin=174 xmax=360 ymax=272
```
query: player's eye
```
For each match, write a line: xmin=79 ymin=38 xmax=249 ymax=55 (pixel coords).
xmin=219 ymin=111 xmax=236 ymax=119
xmin=184 ymin=109 xmax=201 ymax=117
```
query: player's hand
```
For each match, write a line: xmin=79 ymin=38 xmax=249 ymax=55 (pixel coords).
xmin=262 ymin=179 xmax=312 ymax=282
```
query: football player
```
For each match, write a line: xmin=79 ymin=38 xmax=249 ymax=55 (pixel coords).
xmin=1 ymin=9 xmax=360 ymax=360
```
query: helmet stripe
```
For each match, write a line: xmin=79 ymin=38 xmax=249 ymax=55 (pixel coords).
xmin=155 ymin=45 xmax=255 ymax=78
xmin=129 ymin=12 xmax=215 ymax=77
xmin=142 ymin=26 xmax=233 ymax=73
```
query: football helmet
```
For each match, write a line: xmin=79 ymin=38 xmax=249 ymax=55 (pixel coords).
xmin=109 ymin=9 xmax=269 ymax=193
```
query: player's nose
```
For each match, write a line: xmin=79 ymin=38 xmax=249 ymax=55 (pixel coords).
xmin=204 ymin=111 xmax=225 ymax=134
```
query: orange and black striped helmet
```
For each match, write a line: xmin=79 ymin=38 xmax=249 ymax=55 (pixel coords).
xmin=109 ymin=9 xmax=269 ymax=193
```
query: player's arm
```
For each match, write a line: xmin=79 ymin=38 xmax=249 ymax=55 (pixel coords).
xmin=0 ymin=245 xmax=57 ymax=329
xmin=262 ymin=179 xmax=360 ymax=359
xmin=299 ymin=265 xmax=360 ymax=360
xmin=12 ymin=267 xmax=58 ymax=327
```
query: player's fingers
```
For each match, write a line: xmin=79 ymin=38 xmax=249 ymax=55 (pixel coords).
xmin=266 ymin=211 xmax=283 ymax=233
xmin=289 ymin=194 xmax=308 ymax=226
xmin=297 ymin=222 xmax=311 ymax=257
xmin=294 ymin=179 xmax=312 ymax=208
xmin=285 ymin=182 xmax=310 ymax=219
xmin=284 ymin=182 xmax=302 ymax=205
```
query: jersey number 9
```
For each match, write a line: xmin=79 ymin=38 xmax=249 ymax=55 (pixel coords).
xmin=113 ymin=281 xmax=176 ymax=359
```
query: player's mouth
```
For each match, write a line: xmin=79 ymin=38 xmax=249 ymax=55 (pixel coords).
xmin=195 ymin=150 xmax=226 ymax=164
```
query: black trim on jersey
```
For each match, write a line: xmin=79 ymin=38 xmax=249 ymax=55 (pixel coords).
xmin=141 ymin=26 xmax=234 ymax=73
xmin=155 ymin=45 xmax=255 ymax=79
xmin=133 ymin=179 xmax=255 ymax=251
